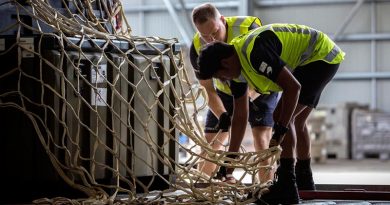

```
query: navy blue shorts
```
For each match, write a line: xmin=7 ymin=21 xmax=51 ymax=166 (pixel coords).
xmin=293 ymin=61 xmax=340 ymax=108
xmin=204 ymin=91 xmax=234 ymax=133
xmin=248 ymin=92 xmax=279 ymax=127
xmin=204 ymin=91 xmax=279 ymax=133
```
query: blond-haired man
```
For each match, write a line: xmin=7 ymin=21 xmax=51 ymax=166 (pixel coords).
xmin=190 ymin=3 xmax=279 ymax=184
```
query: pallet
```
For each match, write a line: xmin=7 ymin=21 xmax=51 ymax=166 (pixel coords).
xmin=352 ymin=152 xmax=389 ymax=160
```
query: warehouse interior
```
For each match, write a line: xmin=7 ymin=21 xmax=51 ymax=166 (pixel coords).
xmin=0 ymin=0 xmax=390 ymax=204
xmin=135 ymin=0 xmax=390 ymax=187
xmin=125 ymin=0 xmax=390 ymax=201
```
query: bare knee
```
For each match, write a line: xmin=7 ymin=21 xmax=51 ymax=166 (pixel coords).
xmin=205 ymin=132 xmax=229 ymax=150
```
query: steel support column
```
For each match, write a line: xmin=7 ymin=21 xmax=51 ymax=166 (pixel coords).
xmin=370 ymin=0 xmax=377 ymax=109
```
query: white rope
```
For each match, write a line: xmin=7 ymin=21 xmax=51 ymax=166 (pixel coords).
xmin=0 ymin=1 xmax=281 ymax=204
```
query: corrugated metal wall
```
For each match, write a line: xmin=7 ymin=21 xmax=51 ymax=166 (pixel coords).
xmin=123 ymin=0 xmax=390 ymax=112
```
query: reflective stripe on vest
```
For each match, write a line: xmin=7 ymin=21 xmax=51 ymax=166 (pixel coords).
xmin=231 ymin=17 xmax=245 ymax=37
xmin=195 ymin=20 xmax=244 ymax=55
xmin=239 ymin=24 xmax=344 ymax=70
xmin=324 ymin=44 xmax=343 ymax=62
xmin=271 ymin=24 xmax=345 ymax=67
xmin=272 ymin=26 xmax=319 ymax=66
xmin=233 ymin=25 xmax=282 ymax=94
xmin=232 ymin=24 xmax=345 ymax=94
xmin=193 ymin=16 xmax=261 ymax=54
xmin=193 ymin=16 xmax=262 ymax=95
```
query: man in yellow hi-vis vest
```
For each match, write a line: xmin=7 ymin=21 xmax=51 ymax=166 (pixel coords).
xmin=198 ymin=24 xmax=345 ymax=204
xmin=190 ymin=3 xmax=279 ymax=184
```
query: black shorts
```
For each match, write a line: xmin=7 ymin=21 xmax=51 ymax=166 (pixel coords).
xmin=293 ymin=61 xmax=340 ymax=108
xmin=204 ymin=91 xmax=279 ymax=133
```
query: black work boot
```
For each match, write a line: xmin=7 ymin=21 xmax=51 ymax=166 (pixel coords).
xmin=214 ymin=154 xmax=237 ymax=182
xmin=259 ymin=158 xmax=300 ymax=205
xmin=295 ymin=158 xmax=316 ymax=191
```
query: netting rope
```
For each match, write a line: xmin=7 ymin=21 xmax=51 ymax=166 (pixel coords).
xmin=0 ymin=1 xmax=281 ymax=204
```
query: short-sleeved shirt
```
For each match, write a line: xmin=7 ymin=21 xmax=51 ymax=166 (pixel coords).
xmin=249 ymin=30 xmax=285 ymax=82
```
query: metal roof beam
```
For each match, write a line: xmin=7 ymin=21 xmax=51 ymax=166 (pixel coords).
xmin=255 ymin=0 xmax=390 ymax=7
xmin=333 ymin=72 xmax=390 ymax=80
xmin=123 ymin=1 xmax=239 ymax=13
xmin=333 ymin=33 xmax=390 ymax=41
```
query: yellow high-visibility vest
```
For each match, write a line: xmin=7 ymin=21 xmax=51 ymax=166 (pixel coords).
xmin=232 ymin=24 xmax=345 ymax=94
xmin=193 ymin=16 xmax=262 ymax=95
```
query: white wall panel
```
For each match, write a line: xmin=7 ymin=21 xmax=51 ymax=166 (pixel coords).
xmin=126 ymin=13 xmax=142 ymax=36
xmin=377 ymin=2 xmax=390 ymax=32
xmin=253 ymin=4 xmax=370 ymax=34
xmin=218 ymin=8 xmax=238 ymax=17
xmin=122 ymin=0 xmax=390 ymax=111
xmin=377 ymin=41 xmax=390 ymax=72
xmin=319 ymin=81 xmax=371 ymax=107
xmin=338 ymin=4 xmax=371 ymax=34
xmin=337 ymin=42 xmax=371 ymax=73
xmin=121 ymin=1 xmax=142 ymax=7
xmin=377 ymin=80 xmax=390 ymax=112
xmin=144 ymin=12 xmax=182 ymax=38
xmin=251 ymin=1 xmax=390 ymax=111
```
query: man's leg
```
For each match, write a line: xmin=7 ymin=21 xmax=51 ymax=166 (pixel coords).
xmin=295 ymin=107 xmax=312 ymax=159
xmin=295 ymin=101 xmax=316 ymax=191
xmin=249 ymin=92 xmax=279 ymax=183
xmin=291 ymin=61 xmax=340 ymax=191
xmin=199 ymin=92 xmax=234 ymax=177
xmin=198 ymin=132 xmax=229 ymax=176
xmin=261 ymin=104 xmax=307 ymax=204
xmin=252 ymin=126 xmax=273 ymax=183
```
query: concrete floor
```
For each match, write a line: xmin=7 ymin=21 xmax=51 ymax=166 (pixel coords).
xmin=234 ymin=159 xmax=390 ymax=186
xmin=312 ymin=159 xmax=390 ymax=185
xmin=122 ymin=159 xmax=390 ymax=204
xmin=231 ymin=159 xmax=390 ymax=203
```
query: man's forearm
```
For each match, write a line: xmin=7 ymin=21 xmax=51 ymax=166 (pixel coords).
xmin=200 ymin=79 xmax=227 ymax=117
xmin=275 ymin=67 xmax=301 ymax=127
xmin=207 ymin=90 xmax=226 ymax=117
xmin=228 ymin=93 xmax=249 ymax=152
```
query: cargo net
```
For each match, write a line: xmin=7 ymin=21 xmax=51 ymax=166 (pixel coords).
xmin=0 ymin=0 xmax=281 ymax=204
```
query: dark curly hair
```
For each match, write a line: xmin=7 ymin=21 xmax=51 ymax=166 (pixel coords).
xmin=197 ymin=41 xmax=235 ymax=80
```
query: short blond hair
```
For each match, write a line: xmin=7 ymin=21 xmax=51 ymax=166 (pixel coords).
xmin=192 ymin=3 xmax=221 ymax=25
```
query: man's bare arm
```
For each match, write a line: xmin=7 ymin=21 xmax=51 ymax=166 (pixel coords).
xmin=199 ymin=79 xmax=227 ymax=117
xmin=274 ymin=66 xmax=301 ymax=127
xmin=228 ymin=88 xmax=249 ymax=153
